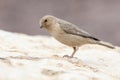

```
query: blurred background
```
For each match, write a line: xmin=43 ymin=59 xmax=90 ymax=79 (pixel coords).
xmin=0 ymin=0 xmax=120 ymax=46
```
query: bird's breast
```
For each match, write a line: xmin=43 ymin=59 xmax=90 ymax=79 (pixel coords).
xmin=50 ymin=28 xmax=88 ymax=47
xmin=47 ymin=25 xmax=92 ymax=47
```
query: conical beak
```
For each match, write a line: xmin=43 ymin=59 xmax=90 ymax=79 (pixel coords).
xmin=40 ymin=25 xmax=43 ymax=28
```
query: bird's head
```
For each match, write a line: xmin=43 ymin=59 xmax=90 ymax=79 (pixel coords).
xmin=39 ymin=15 xmax=57 ymax=29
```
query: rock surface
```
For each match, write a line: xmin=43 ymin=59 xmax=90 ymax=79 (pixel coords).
xmin=0 ymin=30 xmax=120 ymax=80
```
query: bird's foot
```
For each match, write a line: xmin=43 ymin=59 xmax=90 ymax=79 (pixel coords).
xmin=63 ymin=55 xmax=72 ymax=58
xmin=63 ymin=55 xmax=77 ymax=59
xmin=63 ymin=55 xmax=81 ymax=64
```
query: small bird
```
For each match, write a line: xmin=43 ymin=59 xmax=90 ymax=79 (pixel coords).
xmin=39 ymin=15 xmax=114 ymax=58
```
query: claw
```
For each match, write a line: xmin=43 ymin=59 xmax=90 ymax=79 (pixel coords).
xmin=63 ymin=55 xmax=73 ymax=58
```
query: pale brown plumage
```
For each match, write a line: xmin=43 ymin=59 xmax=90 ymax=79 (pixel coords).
xmin=39 ymin=15 xmax=114 ymax=58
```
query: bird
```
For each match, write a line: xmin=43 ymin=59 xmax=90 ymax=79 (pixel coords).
xmin=39 ymin=15 xmax=114 ymax=58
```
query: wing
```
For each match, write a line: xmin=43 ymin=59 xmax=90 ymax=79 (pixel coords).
xmin=58 ymin=20 xmax=100 ymax=41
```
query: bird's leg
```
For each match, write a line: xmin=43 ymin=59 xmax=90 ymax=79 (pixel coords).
xmin=63 ymin=47 xmax=78 ymax=58
xmin=70 ymin=47 xmax=78 ymax=58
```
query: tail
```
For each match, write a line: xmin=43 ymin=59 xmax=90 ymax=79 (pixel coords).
xmin=98 ymin=41 xmax=115 ymax=49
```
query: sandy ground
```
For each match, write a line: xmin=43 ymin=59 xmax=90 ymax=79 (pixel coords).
xmin=0 ymin=30 xmax=120 ymax=80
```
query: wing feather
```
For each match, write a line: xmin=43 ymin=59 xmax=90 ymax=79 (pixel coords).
xmin=58 ymin=20 xmax=99 ymax=41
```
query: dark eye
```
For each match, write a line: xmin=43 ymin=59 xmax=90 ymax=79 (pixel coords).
xmin=44 ymin=19 xmax=47 ymax=22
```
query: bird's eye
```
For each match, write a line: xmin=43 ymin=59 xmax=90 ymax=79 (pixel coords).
xmin=44 ymin=19 xmax=47 ymax=22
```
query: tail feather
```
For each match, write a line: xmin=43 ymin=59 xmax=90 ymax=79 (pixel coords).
xmin=98 ymin=41 xmax=115 ymax=49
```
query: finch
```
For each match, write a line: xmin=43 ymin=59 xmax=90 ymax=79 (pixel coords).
xmin=39 ymin=15 xmax=114 ymax=58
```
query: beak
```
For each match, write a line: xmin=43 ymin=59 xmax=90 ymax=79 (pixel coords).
xmin=40 ymin=25 xmax=43 ymax=29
